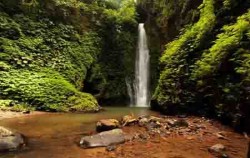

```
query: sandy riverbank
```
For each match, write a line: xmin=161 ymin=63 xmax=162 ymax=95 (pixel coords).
xmin=0 ymin=110 xmax=47 ymax=120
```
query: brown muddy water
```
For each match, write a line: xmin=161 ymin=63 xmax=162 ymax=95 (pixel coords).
xmin=0 ymin=107 xmax=157 ymax=158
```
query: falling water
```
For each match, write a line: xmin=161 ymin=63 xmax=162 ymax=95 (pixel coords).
xmin=125 ymin=78 xmax=134 ymax=106
xmin=134 ymin=23 xmax=150 ymax=107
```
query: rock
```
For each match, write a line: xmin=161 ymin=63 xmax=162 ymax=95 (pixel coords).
xmin=0 ymin=126 xmax=25 ymax=152
xmin=221 ymin=153 xmax=229 ymax=158
xmin=138 ymin=115 xmax=150 ymax=119
xmin=186 ymin=136 xmax=195 ymax=140
xmin=138 ymin=118 xmax=149 ymax=127
xmin=178 ymin=115 xmax=187 ymax=118
xmin=106 ymin=145 xmax=116 ymax=152
xmin=80 ymin=129 xmax=125 ymax=148
xmin=22 ymin=111 xmax=30 ymax=114
xmin=138 ymin=133 xmax=150 ymax=140
xmin=124 ymin=134 xmax=134 ymax=141
xmin=209 ymin=144 xmax=226 ymax=153
xmin=167 ymin=119 xmax=189 ymax=127
xmin=146 ymin=121 xmax=161 ymax=131
xmin=96 ymin=119 xmax=119 ymax=132
xmin=121 ymin=115 xmax=138 ymax=126
xmin=196 ymin=124 xmax=206 ymax=129
xmin=166 ymin=119 xmax=176 ymax=127
xmin=216 ymin=132 xmax=226 ymax=140
xmin=174 ymin=119 xmax=189 ymax=127
xmin=149 ymin=116 xmax=163 ymax=123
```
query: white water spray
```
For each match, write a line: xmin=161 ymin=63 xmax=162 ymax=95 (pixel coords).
xmin=134 ymin=23 xmax=150 ymax=107
xmin=125 ymin=78 xmax=134 ymax=106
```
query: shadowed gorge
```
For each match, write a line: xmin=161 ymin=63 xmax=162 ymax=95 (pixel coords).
xmin=137 ymin=0 xmax=250 ymax=132
xmin=0 ymin=0 xmax=250 ymax=157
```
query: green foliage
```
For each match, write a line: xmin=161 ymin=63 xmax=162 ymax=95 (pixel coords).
xmin=0 ymin=13 xmax=102 ymax=88
xmin=154 ymin=0 xmax=216 ymax=105
xmin=66 ymin=93 xmax=99 ymax=112
xmin=0 ymin=4 xmax=102 ymax=111
xmin=0 ymin=12 xmax=22 ymax=40
xmin=84 ymin=0 xmax=138 ymax=101
xmin=192 ymin=11 xmax=250 ymax=80
xmin=149 ymin=0 xmax=250 ymax=131
xmin=0 ymin=100 xmax=35 ymax=112
xmin=0 ymin=0 xmax=138 ymax=110
xmin=234 ymin=48 xmax=250 ymax=82
xmin=0 ymin=69 xmax=99 ymax=112
xmin=104 ymin=0 xmax=137 ymax=25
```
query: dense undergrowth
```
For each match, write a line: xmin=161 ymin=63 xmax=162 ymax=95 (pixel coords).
xmin=0 ymin=0 xmax=137 ymax=111
xmin=138 ymin=0 xmax=250 ymax=132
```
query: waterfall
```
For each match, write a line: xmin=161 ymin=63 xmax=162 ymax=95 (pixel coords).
xmin=126 ymin=23 xmax=150 ymax=107
xmin=134 ymin=23 xmax=150 ymax=107
xmin=125 ymin=78 xmax=134 ymax=106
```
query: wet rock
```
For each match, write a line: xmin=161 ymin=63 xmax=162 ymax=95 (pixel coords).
xmin=149 ymin=116 xmax=163 ymax=123
xmin=186 ymin=136 xmax=195 ymax=140
xmin=138 ymin=118 xmax=149 ymax=127
xmin=146 ymin=121 xmax=161 ymax=131
xmin=122 ymin=115 xmax=138 ymax=126
xmin=196 ymin=124 xmax=206 ymax=129
xmin=174 ymin=119 xmax=189 ymax=127
xmin=178 ymin=114 xmax=187 ymax=118
xmin=166 ymin=119 xmax=176 ymax=127
xmin=133 ymin=132 xmax=150 ymax=140
xmin=138 ymin=133 xmax=150 ymax=140
xmin=216 ymin=132 xmax=226 ymax=140
xmin=167 ymin=119 xmax=189 ymax=127
xmin=22 ymin=111 xmax=30 ymax=114
xmin=96 ymin=119 xmax=119 ymax=132
xmin=221 ymin=153 xmax=229 ymax=158
xmin=80 ymin=129 xmax=125 ymax=148
xmin=124 ymin=134 xmax=134 ymax=141
xmin=209 ymin=144 xmax=226 ymax=154
xmin=106 ymin=145 xmax=116 ymax=152
xmin=0 ymin=126 xmax=25 ymax=152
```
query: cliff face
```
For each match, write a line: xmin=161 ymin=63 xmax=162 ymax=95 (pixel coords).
xmin=0 ymin=0 xmax=137 ymax=111
xmin=138 ymin=0 xmax=250 ymax=131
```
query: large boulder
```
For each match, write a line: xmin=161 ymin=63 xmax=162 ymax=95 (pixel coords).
xmin=0 ymin=126 xmax=25 ymax=152
xmin=80 ymin=129 xmax=125 ymax=148
xmin=96 ymin=119 xmax=120 ymax=132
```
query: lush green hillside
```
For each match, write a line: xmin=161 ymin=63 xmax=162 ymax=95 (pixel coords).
xmin=0 ymin=0 xmax=137 ymax=111
xmin=138 ymin=0 xmax=250 ymax=131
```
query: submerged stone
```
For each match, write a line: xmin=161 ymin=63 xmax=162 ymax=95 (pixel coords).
xmin=80 ymin=129 xmax=125 ymax=148
xmin=0 ymin=126 xmax=25 ymax=152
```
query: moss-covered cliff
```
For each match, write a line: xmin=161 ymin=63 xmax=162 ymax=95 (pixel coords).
xmin=0 ymin=0 xmax=137 ymax=111
xmin=138 ymin=0 xmax=250 ymax=131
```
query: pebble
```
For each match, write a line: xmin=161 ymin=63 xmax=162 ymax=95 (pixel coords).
xmin=209 ymin=144 xmax=226 ymax=153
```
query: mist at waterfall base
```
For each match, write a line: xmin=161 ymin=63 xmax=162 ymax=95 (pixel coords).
xmin=126 ymin=23 xmax=150 ymax=108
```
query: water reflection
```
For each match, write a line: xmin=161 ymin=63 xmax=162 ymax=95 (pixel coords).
xmin=0 ymin=107 xmax=157 ymax=158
